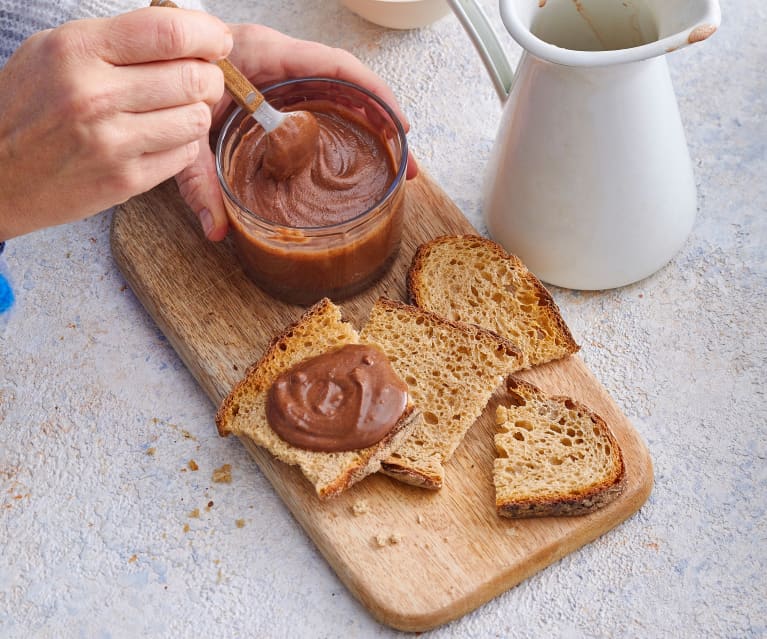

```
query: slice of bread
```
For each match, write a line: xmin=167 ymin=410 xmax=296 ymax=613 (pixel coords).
xmin=359 ymin=297 xmax=522 ymax=489
xmin=407 ymin=235 xmax=579 ymax=370
xmin=494 ymin=376 xmax=626 ymax=518
xmin=215 ymin=298 xmax=421 ymax=500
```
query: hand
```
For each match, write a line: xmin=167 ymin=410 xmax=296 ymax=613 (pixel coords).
xmin=0 ymin=7 xmax=232 ymax=241
xmin=175 ymin=23 xmax=419 ymax=242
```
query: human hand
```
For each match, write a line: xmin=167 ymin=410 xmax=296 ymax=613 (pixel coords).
xmin=175 ymin=23 xmax=419 ymax=242
xmin=0 ymin=7 xmax=232 ymax=241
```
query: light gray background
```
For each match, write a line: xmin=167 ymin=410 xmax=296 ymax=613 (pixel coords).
xmin=1 ymin=1 xmax=764 ymax=637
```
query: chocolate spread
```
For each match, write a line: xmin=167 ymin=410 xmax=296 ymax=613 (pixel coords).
xmin=261 ymin=110 xmax=320 ymax=181
xmin=224 ymin=99 xmax=405 ymax=305
xmin=265 ymin=344 xmax=408 ymax=452
xmin=229 ymin=102 xmax=396 ymax=227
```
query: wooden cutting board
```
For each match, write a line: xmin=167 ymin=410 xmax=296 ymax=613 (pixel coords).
xmin=111 ymin=174 xmax=653 ymax=632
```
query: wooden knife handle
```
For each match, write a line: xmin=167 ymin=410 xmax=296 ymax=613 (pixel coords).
xmin=149 ymin=0 xmax=265 ymax=113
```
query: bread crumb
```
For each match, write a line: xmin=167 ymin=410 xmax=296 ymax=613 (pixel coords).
xmin=128 ymin=554 xmax=137 ymax=563
xmin=416 ymin=514 xmax=424 ymax=525
xmin=189 ymin=508 xmax=200 ymax=519
xmin=146 ymin=447 xmax=156 ymax=456
xmin=235 ymin=519 xmax=246 ymax=529
xmin=212 ymin=464 xmax=232 ymax=484
xmin=351 ymin=499 xmax=370 ymax=516
xmin=188 ymin=459 xmax=199 ymax=471
xmin=206 ymin=500 xmax=214 ymax=511
xmin=374 ymin=532 xmax=402 ymax=548
xmin=183 ymin=523 xmax=190 ymax=533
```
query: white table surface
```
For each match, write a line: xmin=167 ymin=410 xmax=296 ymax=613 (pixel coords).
xmin=1 ymin=1 xmax=765 ymax=637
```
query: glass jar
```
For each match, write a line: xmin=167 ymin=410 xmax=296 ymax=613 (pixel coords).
xmin=216 ymin=77 xmax=408 ymax=305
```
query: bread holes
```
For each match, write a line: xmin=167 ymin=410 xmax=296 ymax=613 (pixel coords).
xmin=492 ymin=376 xmax=625 ymax=517
xmin=423 ymin=412 xmax=438 ymax=425
xmin=507 ymin=390 xmax=526 ymax=407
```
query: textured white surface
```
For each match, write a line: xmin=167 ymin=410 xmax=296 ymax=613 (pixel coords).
xmin=1 ymin=1 xmax=765 ymax=637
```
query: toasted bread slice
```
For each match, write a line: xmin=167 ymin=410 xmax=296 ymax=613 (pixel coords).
xmin=407 ymin=235 xmax=579 ymax=370
xmin=216 ymin=298 xmax=421 ymax=500
xmin=494 ymin=377 xmax=626 ymax=518
xmin=359 ymin=297 xmax=522 ymax=489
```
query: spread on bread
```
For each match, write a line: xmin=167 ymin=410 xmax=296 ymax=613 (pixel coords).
xmin=215 ymin=299 xmax=421 ymax=500
xmin=266 ymin=344 xmax=408 ymax=452
xmin=218 ymin=236 xmax=626 ymax=516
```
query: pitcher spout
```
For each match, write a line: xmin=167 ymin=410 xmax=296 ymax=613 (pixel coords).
xmin=448 ymin=0 xmax=720 ymax=100
xmin=502 ymin=0 xmax=721 ymax=67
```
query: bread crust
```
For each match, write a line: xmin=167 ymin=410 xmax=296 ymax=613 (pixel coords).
xmin=495 ymin=376 xmax=626 ymax=518
xmin=369 ymin=297 xmax=522 ymax=363
xmin=407 ymin=235 xmax=580 ymax=369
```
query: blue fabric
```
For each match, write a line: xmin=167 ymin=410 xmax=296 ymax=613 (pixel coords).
xmin=0 ymin=271 xmax=13 ymax=313
xmin=0 ymin=4 xmax=75 ymax=66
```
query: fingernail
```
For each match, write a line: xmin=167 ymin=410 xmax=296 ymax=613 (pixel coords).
xmin=199 ymin=208 xmax=214 ymax=238
xmin=220 ymin=31 xmax=234 ymax=59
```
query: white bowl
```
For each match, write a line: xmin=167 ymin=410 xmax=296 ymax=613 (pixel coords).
xmin=341 ymin=0 xmax=451 ymax=30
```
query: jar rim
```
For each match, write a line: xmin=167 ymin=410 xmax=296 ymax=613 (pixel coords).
xmin=215 ymin=77 xmax=409 ymax=232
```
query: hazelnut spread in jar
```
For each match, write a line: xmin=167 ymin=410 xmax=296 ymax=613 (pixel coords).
xmin=217 ymin=78 xmax=408 ymax=306
xmin=265 ymin=344 xmax=408 ymax=452
xmin=230 ymin=104 xmax=396 ymax=227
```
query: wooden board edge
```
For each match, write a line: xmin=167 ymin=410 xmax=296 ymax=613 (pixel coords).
xmin=239 ymin=411 xmax=654 ymax=633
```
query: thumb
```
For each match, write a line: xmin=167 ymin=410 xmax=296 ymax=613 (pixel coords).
xmin=175 ymin=137 xmax=229 ymax=241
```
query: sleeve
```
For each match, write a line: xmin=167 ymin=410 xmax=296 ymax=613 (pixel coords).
xmin=1 ymin=0 xmax=210 ymax=65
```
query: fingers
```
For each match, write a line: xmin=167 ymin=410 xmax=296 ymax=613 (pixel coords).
xmin=227 ymin=24 xmax=411 ymax=131
xmin=406 ymin=151 xmax=419 ymax=180
xmin=175 ymin=139 xmax=229 ymax=241
xmin=116 ymin=59 xmax=224 ymax=112
xmin=68 ymin=7 xmax=233 ymax=66
xmin=123 ymin=102 xmax=212 ymax=154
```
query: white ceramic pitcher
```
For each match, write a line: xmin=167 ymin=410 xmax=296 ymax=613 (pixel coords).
xmin=448 ymin=0 xmax=720 ymax=289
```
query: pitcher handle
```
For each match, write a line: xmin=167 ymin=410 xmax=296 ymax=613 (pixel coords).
xmin=447 ymin=0 xmax=515 ymax=100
